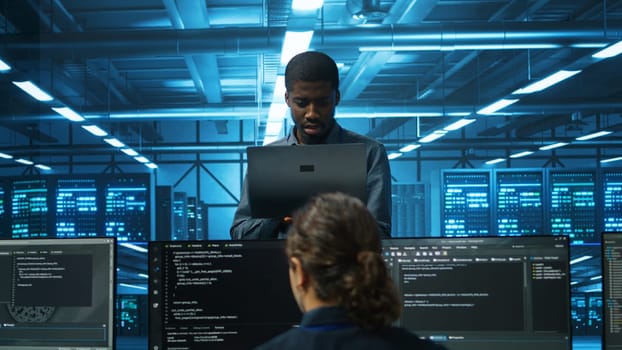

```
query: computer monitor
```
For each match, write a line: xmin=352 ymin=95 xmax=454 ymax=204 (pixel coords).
xmin=0 ymin=237 xmax=116 ymax=350
xmin=148 ymin=240 xmax=301 ymax=350
xmin=384 ymin=235 xmax=571 ymax=350
xmin=602 ymin=231 xmax=622 ymax=350
xmin=246 ymin=143 xmax=367 ymax=218
xmin=150 ymin=236 xmax=571 ymax=350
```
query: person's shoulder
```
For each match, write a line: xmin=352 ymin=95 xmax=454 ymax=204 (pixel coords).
xmin=253 ymin=328 xmax=299 ymax=350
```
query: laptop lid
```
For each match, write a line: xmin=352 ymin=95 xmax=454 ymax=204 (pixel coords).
xmin=246 ymin=143 xmax=367 ymax=218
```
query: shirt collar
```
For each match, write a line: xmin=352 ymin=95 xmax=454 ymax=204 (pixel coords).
xmin=286 ymin=122 xmax=342 ymax=145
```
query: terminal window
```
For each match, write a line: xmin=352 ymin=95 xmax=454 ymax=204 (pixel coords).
xmin=382 ymin=235 xmax=571 ymax=350
xmin=0 ymin=237 xmax=116 ymax=350
xmin=603 ymin=232 xmax=622 ymax=350
xmin=149 ymin=240 xmax=301 ymax=350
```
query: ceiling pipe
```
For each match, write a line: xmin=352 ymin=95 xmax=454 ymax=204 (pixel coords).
xmin=2 ymin=22 xmax=621 ymax=57
xmin=4 ymin=101 xmax=622 ymax=122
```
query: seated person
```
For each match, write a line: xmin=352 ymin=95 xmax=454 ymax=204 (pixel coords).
xmin=230 ymin=51 xmax=392 ymax=240
xmin=254 ymin=192 xmax=447 ymax=350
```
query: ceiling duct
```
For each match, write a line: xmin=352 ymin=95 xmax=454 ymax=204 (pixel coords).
xmin=347 ymin=0 xmax=389 ymax=23
xmin=3 ymin=22 xmax=621 ymax=57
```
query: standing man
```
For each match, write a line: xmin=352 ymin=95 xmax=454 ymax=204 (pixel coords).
xmin=230 ymin=51 xmax=392 ymax=239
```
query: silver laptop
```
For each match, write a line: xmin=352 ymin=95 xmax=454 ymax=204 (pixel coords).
xmin=246 ymin=143 xmax=368 ymax=218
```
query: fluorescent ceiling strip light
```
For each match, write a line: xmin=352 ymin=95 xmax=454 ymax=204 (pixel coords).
xmin=583 ymin=288 xmax=602 ymax=293
xmin=280 ymin=31 xmax=314 ymax=65
xmin=570 ymin=255 xmax=592 ymax=265
xmin=0 ymin=152 xmax=13 ymax=159
xmin=539 ymin=142 xmax=569 ymax=151
xmin=103 ymin=138 xmax=125 ymax=148
xmin=81 ymin=125 xmax=108 ymax=137
xmin=34 ymin=164 xmax=51 ymax=170
xmin=134 ymin=156 xmax=150 ymax=163
xmin=359 ymin=44 xmax=560 ymax=52
xmin=138 ymin=273 xmax=149 ymax=279
xmin=512 ymin=70 xmax=582 ymax=94
xmin=52 ymin=106 xmax=85 ymax=122
xmin=121 ymin=148 xmax=139 ymax=157
xmin=477 ymin=99 xmax=519 ymax=115
xmin=575 ymin=130 xmax=612 ymax=141
xmin=145 ymin=163 xmax=158 ymax=169
xmin=444 ymin=118 xmax=476 ymax=131
xmin=485 ymin=158 xmax=506 ymax=165
xmin=15 ymin=158 xmax=34 ymax=165
xmin=0 ymin=58 xmax=11 ymax=72
xmin=119 ymin=283 xmax=147 ymax=291
xmin=509 ymin=151 xmax=534 ymax=159
xmin=120 ymin=242 xmax=148 ymax=253
xmin=399 ymin=144 xmax=421 ymax=152
xmin=12 ymin=81 xmax=54 ymax=101
xmin=292 ymin=0 xmax=323 ymax=10
xmin=601 ymin=156 xmax=622 ymax=164
xmin=263 ymin=75 xmax=288 ymax=145
xmin=338 ymin=112 xmax=445 ymax=118
xmin=592 ymin=40 xmax=622 ymax=59
xmin=388 ymin=152 xmax=403 ymax=160
xmin=590 ymin=275 xmax=602 ymax=280
xmin=419 ymin=130 xmax=447 ymax=143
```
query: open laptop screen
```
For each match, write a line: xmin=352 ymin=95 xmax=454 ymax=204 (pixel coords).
xmin=246 ymin=143 xmax=367 ymax=218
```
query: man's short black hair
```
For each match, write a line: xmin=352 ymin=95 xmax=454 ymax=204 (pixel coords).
xmin=284 ymin=51 xmax=339 ymax=92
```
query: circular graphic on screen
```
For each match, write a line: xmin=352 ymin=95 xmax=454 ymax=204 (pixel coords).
xmin=6 ymin=304 xmax=55 ymax=323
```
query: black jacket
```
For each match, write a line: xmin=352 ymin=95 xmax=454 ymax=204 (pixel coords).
xmin=254 ymin=306 xmax=448 ymax=350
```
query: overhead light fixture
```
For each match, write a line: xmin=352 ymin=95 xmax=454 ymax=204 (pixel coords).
xmin=52 ymin=106 xmax=85 ymax=122
xmin=419 ymin=130 xmax=447 ymax=143
xmin=485 ymin=158 xmax=506 ymax=165
xmin=509 ymin=151 xmax=534 ymax=159
xmin=81 ymin=125 xmax=108 ymax=137
xmin=119 ymin=283 xmax=147 ymax=291
xmin=0 ymin=152 xmax=13 ymax=159
xmin=34 ymin=164 xmax=51 ymax=171
xmin=120 ymin=242 xmax=148 ymax=253
xmin=590 ymin=275 xmax=602 ymax=280
xmin=145 ymin=163 xmax=158 ymax=169
xmin=134 ymin=156 xmax=150 ymax=163
xmin=12 ymin=81 xmax=54 ymax=102
xmin=121 ymin=148 xmax=139 ymax=157
xmin=477 ymin=99 xmax=519 ymax=115
xmin=592 ymin=40 xmax=622 ymax=59
xmin=292 ymin=0 xmax=323 ymax=10
xmin=512 ymin=70 xmax=582 ymax=95
xmin=15 ymin=158 xmax=34 ymax=165
xmin=280 ymin=31 xmax=314 ymax=65
xmin=539 ymin=142 xmax=569 ymax=151
xmin=399 ymin=144 xmax=421 ymax=153
xmin=575 ymin=130 xmax=612 ymax=141
xmin=359 ymin=44 xmax=561 ymax=52
xmin=103 ymin=138 xmax=125 ymax=148
xmin=444 ymin=118 xmax=476 ymax=131
xmin=387 ymin=152 xmax=403 ymax=160
xmin=601 ymin=156 xmax=622 ymax=164
xmin=570 ymin=255 xmax=592 ymax=265
xmin=0 ymin=58 xmax=11 ymax=72
xmin=263 ymin=75 xmax=288 ymax=145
